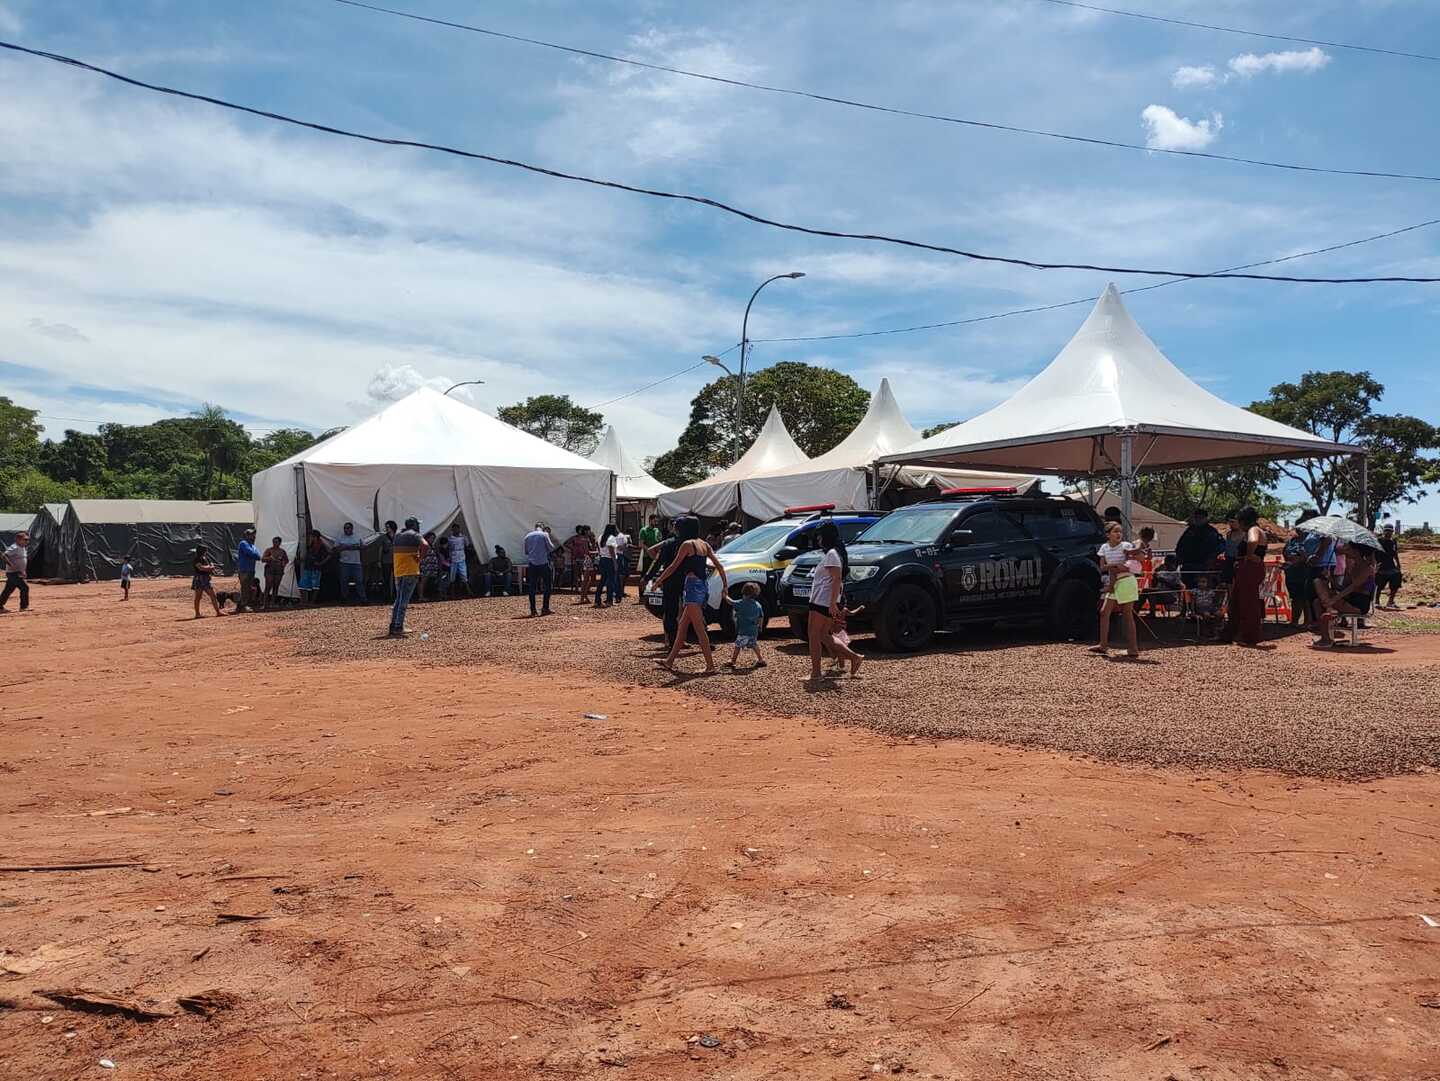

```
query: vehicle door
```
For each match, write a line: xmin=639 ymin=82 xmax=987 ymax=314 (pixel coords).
xmin=941 ymin=508 xmax=1038 ymax=618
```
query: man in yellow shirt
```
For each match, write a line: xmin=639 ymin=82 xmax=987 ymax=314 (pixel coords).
xmin=389 ymin=517 xmax=427 ymax=638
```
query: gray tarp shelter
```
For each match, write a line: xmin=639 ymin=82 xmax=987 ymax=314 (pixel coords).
xmin=22 ymin=503 xmax=65 ymax=578
xmin=880 ymin=286 xmax=1366 ymax=526
xmin=56 ymin=499 xmax=254 ymax=581
xmin=0 ymin=512 xmax=34 ymax=547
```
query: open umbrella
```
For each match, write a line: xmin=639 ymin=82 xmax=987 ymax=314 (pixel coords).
xmin=1294 ymin=515 xmax=1382 ymax=551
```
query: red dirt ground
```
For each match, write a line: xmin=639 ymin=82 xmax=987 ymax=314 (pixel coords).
xmin=1 ymin=582 xmax=1438 ymax=1080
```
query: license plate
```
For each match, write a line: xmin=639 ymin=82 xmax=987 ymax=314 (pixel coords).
xmin=792 ymin=583 xmax=810 ymax=598
xmin=645 ymin=595 xmax=663 ymax=609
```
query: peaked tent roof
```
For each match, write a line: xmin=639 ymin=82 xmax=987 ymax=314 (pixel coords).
xmin=880 ymin=284 xmax=1355 ymax=476
xmin=750 ymin=379 xmax=919 ymax=478
xmin=657 ymin=405 xmax=808 ymax=517
xmin=589 ymin=426 xmax=671 ymax=501
xmin=278 ymin=387 xmax=609 ymax=473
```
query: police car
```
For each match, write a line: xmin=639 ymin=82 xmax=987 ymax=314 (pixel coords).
xmin=778 ymin=488 xmax=1105 ymax=651
xmin=642 ymin=505 xmax=884 ymax=636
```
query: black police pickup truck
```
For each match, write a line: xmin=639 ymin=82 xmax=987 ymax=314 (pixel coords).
xmin=778 ymin=487 xmax=1105 ymax=651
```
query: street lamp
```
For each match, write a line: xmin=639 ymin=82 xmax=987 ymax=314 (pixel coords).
xmin=707 ymin=272 xmax=804 ymax=461
xmin=443 ymin=379 xmax=485 ymax=396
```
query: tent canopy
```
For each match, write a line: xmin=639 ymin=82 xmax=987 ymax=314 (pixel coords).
xmin=56 ymin=500 xmax=255 ymax=581
xmin=588 ymin=426 xmax=671 ymax=502
xmin=253 ymin=388 xmax=612 ymax=594
xmin=738 ymin=379 xmax=1035 ymax=519
xmin=1067 ymin=485 xmax=1185 ymax=549
xmin=64 ymin=499 xmax=253 ymax=524
xmin=880 ymin=285 xmax=1355 ymax=476
xmin=657 ymin=404 xmax=808 ymax=518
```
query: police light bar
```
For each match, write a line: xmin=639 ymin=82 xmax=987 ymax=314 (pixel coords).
xmin=784 ymin=503 xmax=836 ymax=515
xmin=940 ymin=486 xmax=1017 ymax=497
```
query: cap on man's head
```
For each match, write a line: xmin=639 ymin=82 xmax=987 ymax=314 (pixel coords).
xmin=1383 ymin=524 xmax=1395 ymax=532
xmin=243 ymin=527 xmax=256 ymax=535
xmin=404 ymin=517 xmax=420 ymax=530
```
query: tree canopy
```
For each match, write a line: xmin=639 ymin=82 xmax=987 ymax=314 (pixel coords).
xmin=496 ymin=394 xmax=604 ymax=457
xmin=651 ymin=362 xmax=869 ymax=487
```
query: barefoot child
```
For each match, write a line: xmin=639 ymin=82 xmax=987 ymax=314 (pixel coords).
xmin=726 ymin=582 xmax=767 ymax=670
xmin=261 ymin=536 xmax=288 ymax=609
xmin=826 ymin=596 xmax=866 ymax=675
xmin=120 ymin=557 xmax=133 ymax=601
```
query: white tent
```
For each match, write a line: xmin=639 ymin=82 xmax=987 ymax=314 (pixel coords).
xmin=738 ymin=379 xmax=1035 ymax=520
xmin=588 ymin=425 xmax=671 ymax=502
xmin=1067 ymin=485 xmax=1186 ymax=549
xmin=880 ymin=284 xmax=1361 ymax=524
xmin=656 ymin=404 xmax=808 ymax=518
xmin=253 ymin=388 xmax=612 ymax=594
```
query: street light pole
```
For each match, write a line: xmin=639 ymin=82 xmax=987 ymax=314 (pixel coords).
xmin=733 ymin=271 xmax=804 ymax=459
xmin=443 ymin=379 xmax=485 ymax=397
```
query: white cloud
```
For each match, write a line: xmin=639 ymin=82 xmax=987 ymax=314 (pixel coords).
xmin=1171 ymin=64 xmax=1219 ymax=89
xmin=1228 ymin=47 xmax=1331 ymax=79
xmin=366 ymin=365 xmax=474 ymax=406
xmin=27 ymin=317 xmax=89 ymax=343
xmin=0 ymin=3 xmax=20 ymax=34
xmin=1141 ymin=105 xmax=1223 ymax=151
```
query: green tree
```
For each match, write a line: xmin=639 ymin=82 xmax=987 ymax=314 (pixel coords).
xmin=651 ymin=362 xmax=869 ymax=486
xmin=39 ymin=430 xmax=108 ymax=485
xmin=921 ymin=420 xmax=961 ymax=439
xmin=1132 ymin=466 xmax=1286 ymax=523
xmin=497 ymin=395 xmax=604 ymax=456
xmin=0 ymin=467 xmax=94 ymax=511
xmin=0 ymin=396 xmax=42 ymax=472
xmin=1249 ymin=371 xmax=1382 ymax=515
xmin=1339 ymin=414 xmax=1440 ymax=527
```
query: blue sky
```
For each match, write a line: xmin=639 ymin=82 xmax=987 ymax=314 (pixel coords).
xmin=1 ymin=1 xmax=1437 ymax=524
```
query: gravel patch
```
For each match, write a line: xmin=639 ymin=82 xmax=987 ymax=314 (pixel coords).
xmin=277 ymin=593 xmax=1440 ymax=780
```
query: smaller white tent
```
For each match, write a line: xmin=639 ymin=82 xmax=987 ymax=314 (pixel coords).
xmin=588 ymin=426 xmax=671 ymax=502
xmin=1067 ymin=485 xmax=1185 ymax=549
xmin=253 ymin=388 xmax=612 ymax=594
xmin=657 ymin=405 xmax=808 ymax=518
xmin=739 ymin=379 xmax=1036 ymax=519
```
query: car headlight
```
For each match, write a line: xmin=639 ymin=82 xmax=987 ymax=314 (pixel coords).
xmin=846 ymin=565 xmax=879 ymax=581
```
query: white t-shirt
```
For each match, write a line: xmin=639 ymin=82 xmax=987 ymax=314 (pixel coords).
xmin=1097 ymin=541 xmax=1135 ymax=573
xmin=809 ymin=549 xmax=844 ymax=609
xmin=613 ymin=532 xmax=630 ymax=554
xmin=446 ymin=534 xmax=468 ymax=562
xmin=602 ymin=534 xmax=619 ymax=559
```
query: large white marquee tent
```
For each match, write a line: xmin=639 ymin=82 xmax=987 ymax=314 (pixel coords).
xmin=253 ymin=388 xmax=612 ymax=594
xmin=881 ymin=285 xmax=1363 ymax=524
xmin=656 ymin=405 xmax=808 ymax=518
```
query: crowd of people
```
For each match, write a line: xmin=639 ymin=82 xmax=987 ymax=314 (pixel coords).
xmin=1091 ymin=504 xmax=1407 ymax=656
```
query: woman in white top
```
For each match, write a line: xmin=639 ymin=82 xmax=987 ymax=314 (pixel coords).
xmin=1091 ymin=521 xmax=1140 ymax=658
xmin=807 ymin=522 xmax=863 ymax=682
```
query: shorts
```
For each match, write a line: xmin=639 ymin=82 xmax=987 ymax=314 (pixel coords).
xmin=734 ymin=634 xmax=759 ymax=650
xmin=1376 ymin=570 xmax=1402 ymax=591
xmin=191 ymin=573 xmax=211 ymax=591
xmin=1105 ymin=574 xmax=1139 ymax=605
xmin=833 ymin=629 xmax=851 ymax=646
xmin=808 ymin=602 xmax=832 ymax=617
xmin=683 ymin=574 xmax=708 ymax=606
xmin=1343 ymin=591 xmax=1372 ymax=615
xmin=120 ymin=578 xmax=131 ymax=589
xmin=298 ymin=568 xmax=321 ymax=590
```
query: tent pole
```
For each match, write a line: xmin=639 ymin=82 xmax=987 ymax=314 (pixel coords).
xmin=1358 ymin=453 xmax=1370 ymax=527
xmin=1119 ymin=433 xmax=1134 ymax=536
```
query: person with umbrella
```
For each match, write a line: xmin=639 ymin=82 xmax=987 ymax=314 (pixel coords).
xmin=1295 ymin=516 xmax=1383 ymax=647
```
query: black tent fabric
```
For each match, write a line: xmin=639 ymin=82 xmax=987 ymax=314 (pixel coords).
xmin=55 ymin=500 xmax=254 ymax=581
xmin=22 ymin=504 xmax=64 ymax=578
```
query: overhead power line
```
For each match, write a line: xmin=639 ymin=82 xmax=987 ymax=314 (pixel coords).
xmin=5 ymin=39 xmax=1438 ymax=285
xmin=325 ymin=0 xmax=1440 ymax=185
xmin=753 ymin=216 xmax=1440 ymax=344
xmin=1033 ymin=0 xmax=1440 ymax=64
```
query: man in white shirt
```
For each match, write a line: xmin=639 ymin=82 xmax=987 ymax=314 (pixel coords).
xmin=0 ymin=530 xmax=29 ymax=612
xmin=445 ymin=523 xmax=472 ymax=597
xmin=613 ymin=529 xmax=632 ymax=599
xmin=523 ymin=522 xmax=556 ymax=616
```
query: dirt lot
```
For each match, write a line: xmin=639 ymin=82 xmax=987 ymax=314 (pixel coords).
xmin=2 ymin=581 xmax=1438 ymax=1081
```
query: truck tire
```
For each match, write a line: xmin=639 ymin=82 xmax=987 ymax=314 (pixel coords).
xmin=874 ymin=583 xmax=938 ymax=652
xmin=1047 ymin=576 xmax=1098 ymax=640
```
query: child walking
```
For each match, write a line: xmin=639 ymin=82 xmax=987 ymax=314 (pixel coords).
xmin=120 ymin=557 xmax=133 ymax=601
xmin=825 ymin=597 xmax=866 ymax=675
xmin=726 ymin=582 xmax=767 ymax=670
xmin=261 ymin=536 xmax=288 ymax=609
xmin=1091 ymin=521 xmax=1140 ymax=659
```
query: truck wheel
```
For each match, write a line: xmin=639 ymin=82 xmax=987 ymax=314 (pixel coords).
xmin=875 ymin=584 xmax=937 ymax=652
xmin=1047 ymin=577 xmax=1098 ymax=640
xmin=788 ymin=614 xmax=809 ymax=640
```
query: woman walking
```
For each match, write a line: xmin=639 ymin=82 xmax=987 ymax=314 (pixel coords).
xmin=807 ymin=521 xmax=863 ymax=682
xmin=1221 ymin=505 xmax=1268 ymax=646
xmin=191 ymin=545 xmax=224 ymax=618
xmin=654 ymin=517 xmax=729 ymax=674
xmin=594 ymin=525 xmax=620 ymax=607
xmin=1091 ymin=521 xmax=1140 ymax=659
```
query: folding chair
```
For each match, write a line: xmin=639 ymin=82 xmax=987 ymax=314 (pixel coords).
xmin=1261 ymin=565 xmax=1291 ymax=624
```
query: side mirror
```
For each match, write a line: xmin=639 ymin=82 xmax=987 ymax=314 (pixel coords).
xmin=945 ymin=530 xmax=974 ymax=548
xmin=775 ymin=546 xmax=801 ymax=562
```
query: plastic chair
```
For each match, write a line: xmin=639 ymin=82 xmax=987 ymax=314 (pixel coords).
xmin=1261 ymin=565 xmax=1291 ymax=623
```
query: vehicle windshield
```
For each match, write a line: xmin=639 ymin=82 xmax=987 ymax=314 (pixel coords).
xmin=718 ymin=522 xmax=797 ymax=554
xmin=856 ymin=507 xmax=958 ymax=545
